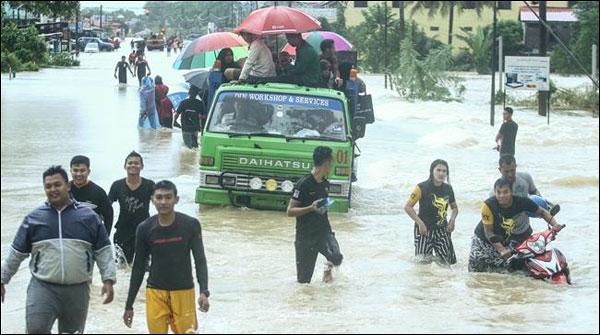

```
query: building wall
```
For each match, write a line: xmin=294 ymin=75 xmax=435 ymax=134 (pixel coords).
xmin=345 ymin=1 xmax=571 ymax=50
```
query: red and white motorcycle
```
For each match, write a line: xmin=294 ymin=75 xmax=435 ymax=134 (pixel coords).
xmin=507 ymin=225 xmax=571 ymax=284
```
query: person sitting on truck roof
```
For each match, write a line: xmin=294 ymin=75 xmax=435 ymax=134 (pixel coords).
xmin=277 ymin=33 xmax=321 ymax=87
xmin=320 ymin=39 xmax=343 ymax=88
xmin=216 ymin=48 xmax=241 ymax=83
xmin=276 ymin=51 xmax=293 ymax=76
xmin=234 ymin=31 xmax=276 ymax=84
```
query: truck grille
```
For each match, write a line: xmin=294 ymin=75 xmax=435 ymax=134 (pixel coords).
xmin=222 ymin=153 xmax=312 ymax=176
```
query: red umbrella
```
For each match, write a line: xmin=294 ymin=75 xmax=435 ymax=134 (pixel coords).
xmin=235 ymin=6 xmax=321 ymax=35
xmin=182 ymin=32 xmax=247 ymax=57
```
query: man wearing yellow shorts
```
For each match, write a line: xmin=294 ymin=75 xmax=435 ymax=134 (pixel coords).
xmin=123 ymin=180 xmax=209 ymax=333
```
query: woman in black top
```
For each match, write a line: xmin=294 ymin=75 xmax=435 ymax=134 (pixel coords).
xmin=404 ymin=159 xmax=458 ymax=265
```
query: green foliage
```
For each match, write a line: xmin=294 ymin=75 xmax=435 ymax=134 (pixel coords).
xmin=4 ymin=1 xmax=79 ymax=19
xmin=48 ymin=52 xmax=79 ymax=67
xmin=502 ymin=83 xmax=599 ymax=114
xmin=392 ymin=37 xmax=465 ymax=102
xmin=318 ymin=17 xmax=333 ymax=32
xmin=1 ymin=22 xmax=46 ymax=67
xmin=456 ymin=27 xmax=492 ymax=74
xmin=331 ymin=2 xmax=347 ymax=36
xmin=20 ymin=61 xmax=39 ymax=71
xmin=551 ymin=2 xmax=599 ymax=75
xmin=346 ymin=3 xmax=441 ymax=73
xmin=1 ymin=51 xmax=21 ymax=72
xmin=494 ymin=20 xmax=525 ymax=57
xmin=1 ymin=22 xmax=78 ymax=72
xmin=450 ymin=49 xmax=473 ymax=71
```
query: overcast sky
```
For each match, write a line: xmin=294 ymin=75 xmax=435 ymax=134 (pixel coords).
xmin=80 ymin=1 xmax=147 ymax=15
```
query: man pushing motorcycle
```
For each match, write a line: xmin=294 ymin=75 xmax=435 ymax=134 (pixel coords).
xmin=469 ymin=177 xmax=563 ymax=273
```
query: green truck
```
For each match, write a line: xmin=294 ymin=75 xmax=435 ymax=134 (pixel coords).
xmin=196 ymin=79 xmax=373 ymax=213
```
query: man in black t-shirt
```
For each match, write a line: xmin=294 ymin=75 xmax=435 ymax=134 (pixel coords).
xmin=109 ymin=151 xmax=155 ymax=265
xmin=287 ymin=146 xmax=343 ymax=284
xmin=174 ymin=86 xmax=205 ymax=149
xmin=114 ymin=55 xmax=134 ymax=84
xmin=123 ymin=180 xmax=209 ymax=333
xmin=495 ymin=107 xmax=518 ymax=156
xmin=135 ymin=55 xmax=151 ymax=87
xmin=468 ymin=177 xmax=563 ymax=273
xmin=69 ymin=155 xmax=114 ymax=235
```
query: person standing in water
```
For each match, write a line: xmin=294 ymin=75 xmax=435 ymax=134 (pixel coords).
xmin=495 ymin=107 xmax=518 ymax=157
xmin=109 ymin=151 xmax=155 ymax=265
xmin=135 ymin=55 xmax=151 ymax=87
xmin=114 ymin=55 xmax=134 ymax=85
xmin=404 ymin=159 xmax=458 ymax=265
xmin=123 ymin=180 xmax=209 ymax=333
xmin=287 ymin=146 xmax=343 ymax=283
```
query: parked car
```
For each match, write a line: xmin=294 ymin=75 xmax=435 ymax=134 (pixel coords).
xmin=84 ymin=42 xmax=99 ymax=53
xmin=77 ymin=37 xmax=114 ymax=51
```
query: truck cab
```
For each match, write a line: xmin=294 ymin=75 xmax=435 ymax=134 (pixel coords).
xmin=196 ymin=73 xmax=373 ymax=213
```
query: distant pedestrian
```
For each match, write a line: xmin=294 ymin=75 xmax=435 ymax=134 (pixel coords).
xmin=135 ymin=55 xmax=151 ymax=87
xmin=495 ymin=107 xmax=518 ymax=157
xmin=139 ymin=76 xmax=159 ymax=129
xmin=155 ymin=75 xmax=174 ymax=128
xmin=174 ymin=86 xmax=205 ymax=149
xmin=114 ymin=55 xmax=134 ymax=84
xmin=1 ymin=165 xmax=116 ymax=333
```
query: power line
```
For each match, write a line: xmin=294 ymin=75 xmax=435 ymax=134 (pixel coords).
xmin=522 ymin=1 xmax=599 ymax=89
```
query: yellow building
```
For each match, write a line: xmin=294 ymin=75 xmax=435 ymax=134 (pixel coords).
xmin=345 ymin=1 xmax=573 ymax=50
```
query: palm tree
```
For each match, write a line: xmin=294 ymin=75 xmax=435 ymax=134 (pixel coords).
xmin=410 ymin=1 xmax=492 ymax=45
xmin=456 ymin=26 xmax=492 ymax=73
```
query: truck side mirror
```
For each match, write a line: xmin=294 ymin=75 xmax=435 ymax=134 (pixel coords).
xmin=352 ymin=116 xmax=366 ymax=139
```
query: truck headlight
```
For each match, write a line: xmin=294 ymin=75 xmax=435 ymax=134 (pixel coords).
xmin=249 ymin=177 xmax=262 ymax=190
xmin=200 ymin=155 xmax=214 ymax=166
xmin=281 ymin=180 xmax=294 ymax=193
xmin=205 ymin=175 xmax=219 ymax=185
xmin=222 ymin=176 xmax=236 ymax=186
xmin=329 ymin=184 xmax=342 ymax=194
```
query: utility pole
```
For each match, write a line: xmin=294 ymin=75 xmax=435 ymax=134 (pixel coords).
xmin=384 ymin=1 xmax=388 ymax=89
xmin=99 ymin=5 xmax=103 ymax=29
xmin=399 ymin=1 xmax=405 ymax=42
xmin=538 ymin=1 xmax=548 ymax=117
xmin=448 ymin=1 xmax=455 ymax=45
xmin=490 ymin=1 xmax=497 ymax=127
xmin=498 ymin=35 xmax=504 ymax=108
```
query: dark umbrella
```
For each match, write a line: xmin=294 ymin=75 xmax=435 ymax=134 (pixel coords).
xmin=183 ymin=69 xmax=211 ymax=91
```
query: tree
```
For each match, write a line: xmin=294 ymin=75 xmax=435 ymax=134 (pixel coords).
xmin=331 ymin=1 xmax=348 ymax=36
xmin=456 ymin=26 xmax=492 ymax=74
xmin=393 ymin=36 xmax=465 ymax=101
xmin=347 ymin=3 xmax=398 ymax=72
xmin=551 ymin=2 xmax=599 ymax=74
xmin=410 ymin=1 xmax=491 ymax=45
xmin=4 ymin=1 xmax=80 ymax=19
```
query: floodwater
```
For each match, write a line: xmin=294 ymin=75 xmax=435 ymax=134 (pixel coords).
xmin=1 ymin=41 xmax=598 ymax=333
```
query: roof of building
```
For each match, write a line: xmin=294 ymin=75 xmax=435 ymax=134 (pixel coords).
xmin=519 ymin=6 xmax=578 ymax=22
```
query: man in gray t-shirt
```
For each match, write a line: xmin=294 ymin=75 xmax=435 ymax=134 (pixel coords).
xmin=492 ymin=155 xmax=557 ymax=213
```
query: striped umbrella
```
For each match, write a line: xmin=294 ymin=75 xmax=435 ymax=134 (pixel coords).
xmin=281 ymin=31 xmax=353 ymax=56
xmin=172 ymin=32 xmax=248 ymax=70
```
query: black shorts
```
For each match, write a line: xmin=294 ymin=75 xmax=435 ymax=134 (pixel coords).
xmin=113 ymin=229 xmax=136 ymax=264
xmin=295 ymin=232 xmax=343 ymax=283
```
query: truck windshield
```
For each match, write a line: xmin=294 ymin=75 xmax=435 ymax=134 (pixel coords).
xmin=207 ymin=91 xmax=347 ymax=141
